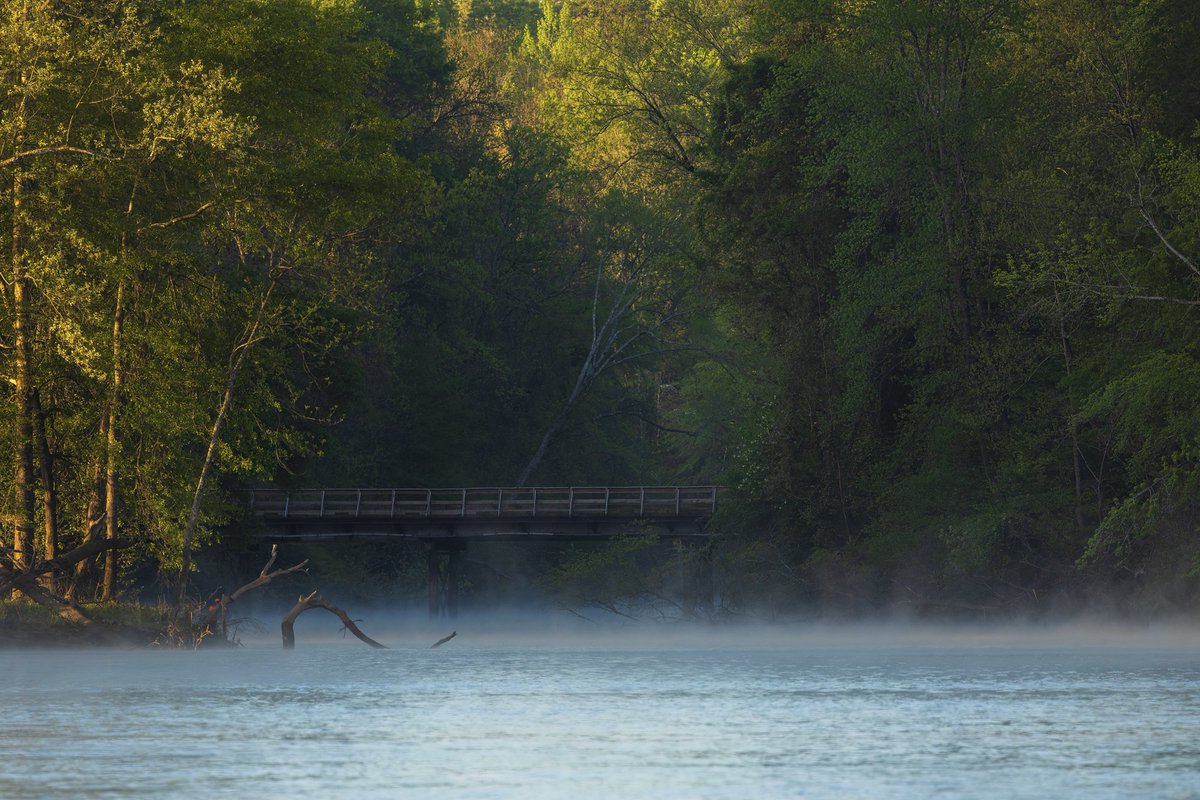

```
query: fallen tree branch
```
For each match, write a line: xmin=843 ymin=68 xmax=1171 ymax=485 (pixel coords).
xmin=281 ymin=590 xmax=386 ymax=649
xmin=228 ymin=545 xmax=309 ymax=604
xmin=35 ymin=535 xmax=135 ymax=578
xmin=200 ymin=544 xmax=308 ymax=635
xmin=65 ymin=512 xmax=108 ymax=600
xmin=0 ymin=536 xmax=134 ymax=597
xmin=431 ymin=631 xmax=456 ymax=648
xmin=0 ymin=569 xmax=93 ymax=625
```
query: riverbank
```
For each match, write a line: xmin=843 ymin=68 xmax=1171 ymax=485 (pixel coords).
xmin=0 ymin=600 xmax=167 ymax=648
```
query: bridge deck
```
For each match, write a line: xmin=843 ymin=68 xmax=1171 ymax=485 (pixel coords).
xmin=249 ymin=486 xmax=717 ymax=542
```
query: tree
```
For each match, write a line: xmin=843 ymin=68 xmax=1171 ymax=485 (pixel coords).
xmin=517 ymin=193 xmax=689 ymax=485
xmin=0 ymin=0 xmax=243 ymax=598
xmin=1 ymin=0 xmax=444 ymax=606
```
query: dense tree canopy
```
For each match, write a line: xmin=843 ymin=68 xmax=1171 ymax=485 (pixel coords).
xmin=1 ymin=0 xmax=1197 ymax=616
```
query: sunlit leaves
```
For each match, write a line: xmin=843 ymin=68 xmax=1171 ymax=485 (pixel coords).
xmin=525 ymin=0 xmax=749 ymax=188
xmin=0 ymin=0 xmax=449 ymax=589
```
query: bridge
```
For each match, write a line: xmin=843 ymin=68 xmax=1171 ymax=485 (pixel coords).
xmin=250 ymin=486 xmax=717 ymax=541
xmin=249 ymin=486 xmax=719 ymax=618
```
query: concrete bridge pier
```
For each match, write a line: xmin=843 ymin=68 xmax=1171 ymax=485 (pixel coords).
xmin=426 ymin=542 xmax=464 ymax=619
xmin=682 ymin=541 xmax=715 ymax=616
xmin=697 ymin=544 xmax=715 ymax=614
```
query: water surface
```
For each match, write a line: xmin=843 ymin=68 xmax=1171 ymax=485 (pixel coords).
xmin=2 ymin=623 xmax=1198 ymax=798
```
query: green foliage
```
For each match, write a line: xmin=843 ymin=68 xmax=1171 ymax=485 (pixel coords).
xmin=0 ymin=599 xmax=166 ymax=639
xmin=679 ymin=0 xmax=1200 ymax=608
xmin=544 ymin=534 xmax=712 ymax=619
xmin=1077 ymin=352 xmax=1200 ymax=564
xmin=0 ymin=0 xmax=447 ymax=593
xmin=5 ymin=0 xmax=1200 ymax=614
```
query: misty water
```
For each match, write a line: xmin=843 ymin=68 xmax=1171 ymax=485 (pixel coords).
xmin=2 ymin=620 xmax=1199 ymax=799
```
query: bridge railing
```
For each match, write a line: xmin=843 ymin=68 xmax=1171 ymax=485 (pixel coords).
xmin=248 ymin=486 xmax=718 ymax=521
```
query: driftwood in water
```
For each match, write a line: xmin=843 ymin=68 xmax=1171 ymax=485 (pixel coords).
xmin=431 ymin=631 xmax=457 ymax=648
xmin=281 ymin=590 xmax=386 ymax=649
xmin=227 ymin=545 xmax=309 ymax=604
xmin=203 ymin=544 xmax=308 ymax=633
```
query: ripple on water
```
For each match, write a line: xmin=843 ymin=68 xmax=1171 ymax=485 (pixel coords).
xmin=1 ymin=641 xmax=1199 ymax=799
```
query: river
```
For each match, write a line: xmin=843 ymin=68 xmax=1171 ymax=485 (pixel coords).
xmin=2 ymin=621 xmax=1198 ymax=798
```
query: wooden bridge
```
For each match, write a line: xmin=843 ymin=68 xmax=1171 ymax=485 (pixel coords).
xmin=249 ymin=486 xmax=718 ymax=541
xmin=249 ymin=486 xmax=719 ymax=618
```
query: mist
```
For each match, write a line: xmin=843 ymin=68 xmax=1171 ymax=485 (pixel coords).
xmin=222 ymin=597 xmax=1200 ymax=653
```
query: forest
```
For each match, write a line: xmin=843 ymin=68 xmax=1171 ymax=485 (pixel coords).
xmin=1 ymin=0 xmax=1198 ymax=635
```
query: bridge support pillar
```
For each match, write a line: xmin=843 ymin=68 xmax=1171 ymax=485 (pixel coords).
xmin=446 ymin=546 xmax=461 ymax=619
xmin=681 ymin=541 xmax=715 ymax=616
xmin=426 ymin=547 xmax=438 ymax=619
xmin=697 ymin=544 xmax=714 ymax=614
xmin=426 ymin=542 xmax=464 ymax=619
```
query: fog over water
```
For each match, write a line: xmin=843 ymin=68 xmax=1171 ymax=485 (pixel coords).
xmin=3 ymin=616 xmax=1199 ymax=799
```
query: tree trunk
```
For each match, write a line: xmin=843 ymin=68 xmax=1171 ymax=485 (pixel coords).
xmin=515 ymin=301 xmax=600 ymax=487
xmin=175 ymin=279 xmax=276 ymax=609
xmin=0 ymin=536 xmax=133 ymax=624
xmin=10 ymin=97 xmax=37 ymax=593
xmin=0 ymin=535 xmax=134 ymax=598
xmin=198 ymin=545 xmax=307 ymax=636
xmin=1055 ymin=287 xmax=1086 ymax=535
xmin=31 ymin=388 xmax=58 ymax=592
xmin=13 ymin=579 xmax=93 ymax=626
xmin=66 ymin=412 xmax=109 ymax=601
xmin=516 ymin=412 xmax=568 ymax=487
xmin=102 ymin=283 xmax=124 ymax=601
xmin=12 ymin=257 xmax=36 ymax=580
xmin=513 ymin=262 xmax=661 ymax=487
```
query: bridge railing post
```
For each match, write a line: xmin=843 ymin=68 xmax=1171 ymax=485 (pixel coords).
xmin=639 ymin=487 xmax=645 ymax=516
xmin=604 ymin=487 xmax=610 ymax=516
xmin=675 ymin=487 xmax=680 ymax=516
xmin=390 ymin=489 xmax=397 ymax=518
xmin=425 ymin=489 xmax=432 ymax=517
xmin=568 ymin=487 xmax=575 ymax=517
xmin=533 ymin=487 xmax=538 ymax=517
xmin=460 ymin=488 xmax=466 ymax=517
xmin=497 ymin=488 xmax=503 ymax=517
xmin=355 ymin=489 xmax=362 ymax=517
xmin=283 ymin=494 xmax=290 ymax=519
xmin=319 ymin=490 xmax=325 ymax=518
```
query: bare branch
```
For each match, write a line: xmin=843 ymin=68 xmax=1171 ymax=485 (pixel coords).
xmin=606 ymin=344 xmax=695 ymax=371
xmin=281 ymin=591 xmax=386 ymax=649
xmin=226 ymin=544 xmax=309 ymax=604
xmin=0 ymin=145 xmax=104 ymax=170
xmin=587 ymin=411 xmax=699 ymax=437
xmin=139 ymin=202 xmax=216 ymax=232
xmin=1129 ymin=293 xmax=1200 ymax=306
xmin=1138 ymin=208 xmax=1200 ymax=280
xmin=0 ymin=536 xmax=134 ymax=596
